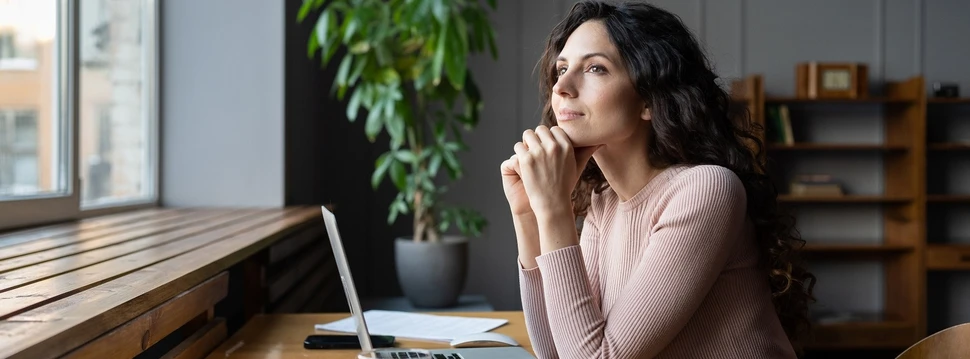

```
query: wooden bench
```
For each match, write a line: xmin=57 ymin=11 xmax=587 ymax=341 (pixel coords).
xmin=0 ymin=206 xmax=326 ymax=359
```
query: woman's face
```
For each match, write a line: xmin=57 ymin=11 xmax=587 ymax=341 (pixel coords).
xmin=551 ymin=20 xmax=649 ymax=148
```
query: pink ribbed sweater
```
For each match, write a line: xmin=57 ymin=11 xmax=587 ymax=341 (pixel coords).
xmin=519 ymin=165 xmax=796 ymax=359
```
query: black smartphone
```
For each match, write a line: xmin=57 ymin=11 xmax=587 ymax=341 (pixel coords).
xmin=304 ymin=334 xmax=396 ymax=349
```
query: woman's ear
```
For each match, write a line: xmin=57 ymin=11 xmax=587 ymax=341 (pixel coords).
xmin=641 ymin=105 xmax=651 ymax=121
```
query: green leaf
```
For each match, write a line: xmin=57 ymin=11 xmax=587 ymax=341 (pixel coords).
xmin=336 ymin=55 xmax=353 ymax=87
xmin=349 ymin=55 xmax=368 ymax=85
xmin=349 ymin=41 xmax=371 ymax=54
xmin=346 ymin=87 xmax=363 ymax=121
xmin=441 ymin=148 xmax=461 ymax=179
xmin=443 ymin=141 xmax=462 ymax=152
xmin=414 ymin=61 xmax=433 ymax=90
xmin=433 ymin=120 xmax=446 ymax=142
xmin=315 ymin=10 xmax=335 ymax=53
xmin=486 ymin=26 xmax=498 ymax=60
xmin=298 ymin=0 xmax=327 ymax=23
xmin=388 ymin=203 xmax=400 ymax=224
xmin=371 ymin=152 xmax=393 ymax=190
xmin=432 ymin=0 xmax=448 ymax=23
xmin=323 ymin=37 xmax=341 ymax=64
xmin=379 ymin=68 xmax=401 ymax=85
xmin=413 ymin=0 xmax=433 ymax=23
xmin=297 ymin=1 xmax=314 ymax=22
xmin=390 ymin=161 xmax=407 ymax=191
xmin=428 ymin=150 xmax=443 ymax=176
xmin=486 ymin=0 xmax=496 ymax=9
xmin=365 ymin=102 xmax=383 ymax=141
xmin=307 ymin=31 xmax=320 ymax=59
xmin=395 ymin=195 xmax=409 ymax=213
xmin=431 ymin=19 xmax=448 ymax=86
xmin=387 ymin=104 xmax=406 ymax=149
xmin=343 ymin=15 xmax=360 ymax=43
xmin=444 ymin=19 xmax=467 ymax=89
xmin=374 ymin=43 xmax=391 ymax=67
xmin=393 ymin=150 xmax=417 ymax=164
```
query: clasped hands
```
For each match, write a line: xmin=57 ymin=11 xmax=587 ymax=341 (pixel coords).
xmin=500 ymin=125 xmax=602 ymax=220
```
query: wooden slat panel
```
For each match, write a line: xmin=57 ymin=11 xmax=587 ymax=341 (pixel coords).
xmin=268 ymin=224 xmax=323 ymax=265
xmin=272 ymin=256 xmax=334 ymax=313
xmin=0 ymin=210 xmax=291 ymax=318
xmin=0 ymin=210 xmax=249 ymax=275
xmin=0 ymin=208 xmax=178 ymax=247
xmin=301 ymin=274 xmax=341 ymax=313
xmin=161 ymin=318 xmax=228 ymax=359
xmin=267 ymin=242 xmax=329 ymax=303
xmin=0 ymin=209 xmax=203 ymax=261
xmin=61 ymin=273 xmax=229 ymax=359
xmin=0 ymin=207 xmax=320 ymax=359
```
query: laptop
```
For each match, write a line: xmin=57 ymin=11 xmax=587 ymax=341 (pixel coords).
xmin=320 ymin=206 xmax=536 ymax=359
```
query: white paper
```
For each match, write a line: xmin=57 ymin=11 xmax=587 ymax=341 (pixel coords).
xmin=314 ymin=310 xmax=509 ymax=342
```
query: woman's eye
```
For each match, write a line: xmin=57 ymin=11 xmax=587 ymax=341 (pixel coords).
xmin=588 ymin=65 xmax=606 ymax=73
xmin=557 ymin=66 xmax=567 ymax=77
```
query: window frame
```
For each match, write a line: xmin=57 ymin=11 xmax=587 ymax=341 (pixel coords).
xmin=0 ymin=0 xmax=160 ymax=231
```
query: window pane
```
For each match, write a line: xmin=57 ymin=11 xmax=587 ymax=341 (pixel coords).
xmin=80 ymin=0 xmax=154 ymax=207
xmin=0 ymin=0 xmax=66 ymax=198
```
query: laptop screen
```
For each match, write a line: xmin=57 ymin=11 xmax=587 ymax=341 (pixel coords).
xmin=321 ymin=205 xmax=374 ymax=351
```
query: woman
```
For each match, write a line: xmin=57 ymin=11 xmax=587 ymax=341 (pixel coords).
xmin=499 ymin=1 xmax=816 ymax=358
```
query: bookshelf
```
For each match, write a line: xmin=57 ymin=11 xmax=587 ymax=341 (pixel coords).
xmin=731 ymin=75 xmax=927 ymax=350
xmin=924 ymin=96 xmax=970 ymax=337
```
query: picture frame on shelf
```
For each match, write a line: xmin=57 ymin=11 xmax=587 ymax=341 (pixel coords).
xmin=796 ymin=62 xmax=868 ymax=99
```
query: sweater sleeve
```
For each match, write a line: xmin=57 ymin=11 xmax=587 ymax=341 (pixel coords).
xmin=520 ymin=208 xmax=603 ymax=359
xmin=535 ymin=167 xmax=747 ymax=359
xmin=519 ymin=263 xmax=559 ymax=359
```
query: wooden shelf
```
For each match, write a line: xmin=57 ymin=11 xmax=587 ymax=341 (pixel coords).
xmin=779 ymin=195 xmax=912 ymax=203
xmin=733 ymin=75 xmax=926 ymax=350
xmin=807 ymin=320 xmax=916 ymax=349
xmin=768 ymin=143 xmax=907 ymax=151
xmin=927 ymin=195 xmax=970 ymax=203
xmin=928 ymin=97 xmax=970 ymax=104
xmin=926 ymin=244 xmax=970 ymax=270
xmin=766 ymin=97 xmax=913 ymax=104
xmin=802 ymin=243 xmax=914 ymax=253
xmin=928 ymin=143 xmax=970 ymax=151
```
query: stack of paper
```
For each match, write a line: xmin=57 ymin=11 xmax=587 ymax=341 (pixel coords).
xmin=315 ymin=310 xmax=509 ymax=342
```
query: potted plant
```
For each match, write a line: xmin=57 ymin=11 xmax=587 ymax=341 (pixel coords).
xmin=299 ymin=0 xmax=498 ymax=308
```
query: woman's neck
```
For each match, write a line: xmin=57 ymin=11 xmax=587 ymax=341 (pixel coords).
xmin=592 ymin=125 xmax=663 ymax=202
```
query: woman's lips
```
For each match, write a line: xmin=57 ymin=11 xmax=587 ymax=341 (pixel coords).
xmin=558 ymin=109 xmax=584 ymax=121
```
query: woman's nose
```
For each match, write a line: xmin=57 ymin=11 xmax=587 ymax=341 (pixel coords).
xmin=553 ymin=71 xmax=577 ymax=98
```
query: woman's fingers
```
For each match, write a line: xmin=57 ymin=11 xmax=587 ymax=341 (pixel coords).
xmin=534 ymin=126 xmax=559 ymax=152
xmin=549 ymin=126 xmax=572 ymax=151
xmin=522 ymin=129 xmax=542 ymax=153
xmin=501 ymin=155 xmax=520 ymax=175
xmin=514 ymin=142 xmax=528 ymax=156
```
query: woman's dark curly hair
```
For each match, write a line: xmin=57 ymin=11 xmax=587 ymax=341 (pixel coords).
xmin=537 ymin=0 xmax=817 ymax=353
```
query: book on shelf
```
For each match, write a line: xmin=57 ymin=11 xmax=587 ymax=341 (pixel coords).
xmin=766 ymin=104 xmax=794 ymax=145
xmin=790 ymin=174 xmax=844 ymax=196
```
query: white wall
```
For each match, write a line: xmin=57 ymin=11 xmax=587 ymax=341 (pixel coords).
xmin=161 ymin=0 xmax=284 ymax=207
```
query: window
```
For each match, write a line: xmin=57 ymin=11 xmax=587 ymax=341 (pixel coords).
xmin=0 ymin=110 xmax=40 ymax=194
xmin=0 ymin=0 xmax=158 ymax=230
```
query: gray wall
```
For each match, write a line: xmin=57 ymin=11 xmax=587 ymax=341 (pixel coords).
xmin=161 ymin=0 xmax=284 ymax=207
xmin=455 ymin=0 xmax=970 ymax=327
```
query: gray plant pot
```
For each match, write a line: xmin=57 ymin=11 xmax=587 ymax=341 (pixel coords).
xmin=394 ymin=236 xmax=468 ymax=308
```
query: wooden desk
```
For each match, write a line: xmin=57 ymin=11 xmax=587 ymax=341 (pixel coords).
xmin=0 ymin=207 xmax=322 ymax=359
xmin=205 ymin=311 xmax=535 ymax=359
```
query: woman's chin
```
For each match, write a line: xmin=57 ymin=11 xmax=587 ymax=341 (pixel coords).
xmin=563 ymin=133 xmax=602 ymax=148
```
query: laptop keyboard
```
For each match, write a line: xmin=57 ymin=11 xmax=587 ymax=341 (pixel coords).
xmin=375 ymin=352 xmax=462 ymax=359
